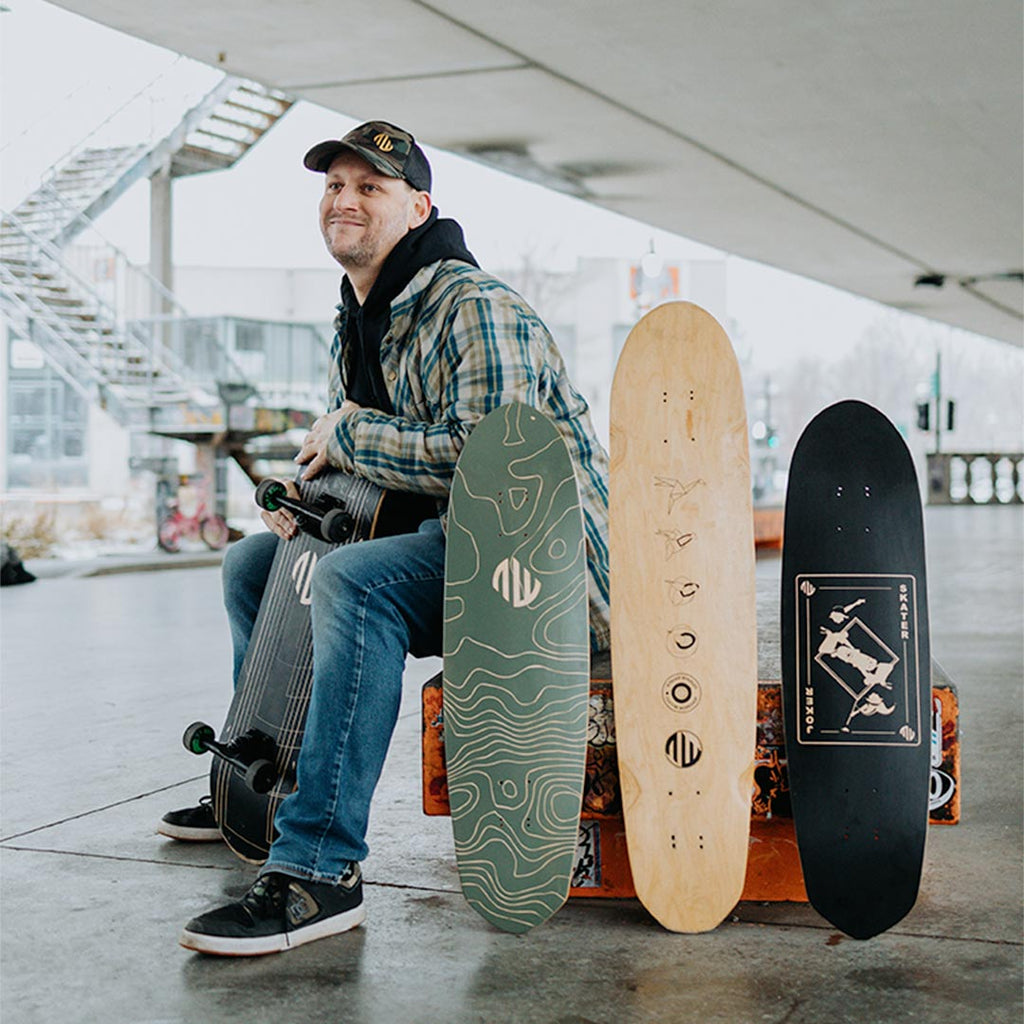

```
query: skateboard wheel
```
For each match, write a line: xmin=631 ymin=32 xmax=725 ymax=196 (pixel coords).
xmin=321 ymin=508 xmax=355 ymax=543
xmin=183 ymin=721 xmax=215 ymax=755
xmin=255 ymin=479 xmax=287 ymax=513
xmin=245 ymin=759 xmax=277 ymax=794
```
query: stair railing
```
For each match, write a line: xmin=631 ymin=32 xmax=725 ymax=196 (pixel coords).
xmin=22 ymin=58 xmax=222 ymax=201
xmin=0 ymin=261 xmax=136 ymax=425
xmin=29 ymin=184 xmax=190 ymax=322
xmin=3 ymin=211 xmax=263 ymax=405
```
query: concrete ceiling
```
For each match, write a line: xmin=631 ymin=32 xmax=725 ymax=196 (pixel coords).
xmin=50 ymin=0 xmax=1024 ymax=344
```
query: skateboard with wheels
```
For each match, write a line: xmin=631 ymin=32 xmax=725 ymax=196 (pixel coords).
xmin=609 ymin=301 xmax=757 ymax=932
xmin=781 ymin=399 xmax=930 ymax=939
xmin=184 ymin=468 xmax=434 ymax=863
xmin=443 ymin=402 xmax=591 ymax=933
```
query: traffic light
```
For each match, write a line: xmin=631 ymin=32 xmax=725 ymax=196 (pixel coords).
xmin=916 ymin=401 xmax=930 ymax=431
xmin=751 ymin=421 xmax=779 ymax=448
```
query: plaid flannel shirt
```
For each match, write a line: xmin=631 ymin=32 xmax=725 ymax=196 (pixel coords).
xmin=324 ymin=259 xmax=611 ymax=651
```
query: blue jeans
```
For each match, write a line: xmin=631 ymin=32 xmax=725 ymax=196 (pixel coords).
xmin=221 ymin=518 xmax=445 ymax=883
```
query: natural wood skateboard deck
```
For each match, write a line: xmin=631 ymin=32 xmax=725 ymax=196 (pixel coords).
xmin=609 ymin=301 xmax=757 ymax=932
xmin=443 ymin=402 xmax=591 ymax=933
xmin=781 ymin=399 xmax=930 ymax=938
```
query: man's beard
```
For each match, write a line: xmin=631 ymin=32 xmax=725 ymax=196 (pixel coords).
xmin=324 ymin=231 xmax=376 ymax=269
xmin=323 ymin=205 xmax=412 ymax=271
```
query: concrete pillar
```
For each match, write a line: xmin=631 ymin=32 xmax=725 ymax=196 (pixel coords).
xmin=149 ymin=166 xmax=174 ymax=317
xmin=0 ymin=320 xmax=8 ymax=492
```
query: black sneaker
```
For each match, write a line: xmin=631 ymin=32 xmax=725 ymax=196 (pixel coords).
xmin=158 ymin=796 xmax=222 ymax=842
xmin=179 ymin=866 xmax=365 ymax=956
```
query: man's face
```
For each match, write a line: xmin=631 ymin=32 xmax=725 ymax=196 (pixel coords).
xmin=320 ymin=152 xmax=430 ymax=274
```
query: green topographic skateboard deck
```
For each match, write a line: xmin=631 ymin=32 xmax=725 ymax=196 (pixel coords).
xmin=443 ymin=402 xmax=591 ymax=933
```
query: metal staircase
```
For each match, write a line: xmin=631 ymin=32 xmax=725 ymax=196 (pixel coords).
xmin=1 ymin=214 xmax=201 ymax=426
xmin=0 ymin=75 xmax=297 ymax=430
xmin=2 ymin=77 xmax=294 ymax=253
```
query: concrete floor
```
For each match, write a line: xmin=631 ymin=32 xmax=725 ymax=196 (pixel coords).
xmin=1 ymin=504 xmax=1021 ymax=1023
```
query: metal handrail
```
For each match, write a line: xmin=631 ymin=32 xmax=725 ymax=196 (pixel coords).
xmin=12 ymin=58 xmax=220 ymax=200
xmin=0 ymin=262 xmax=135 ymax=422
xmin=0 ymin=212 xmax=255 ymax=400
xmin=29 ymin=182 xmax=190 ymax=319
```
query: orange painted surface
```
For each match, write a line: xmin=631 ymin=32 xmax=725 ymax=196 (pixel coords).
xmin=422 ymin=675 xmax=960 ymax=901
xmin=753 ymin=506 xmax=784 ymax=549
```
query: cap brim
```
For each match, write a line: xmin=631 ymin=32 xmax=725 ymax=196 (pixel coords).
xmin=303 ymin=140 xmax=402 ymax=177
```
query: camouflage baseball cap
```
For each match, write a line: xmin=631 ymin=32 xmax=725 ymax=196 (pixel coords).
xmin=303 ymin=121 xmax=432 ymax=191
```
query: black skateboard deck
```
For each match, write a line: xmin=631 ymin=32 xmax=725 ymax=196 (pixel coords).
xmin=781 ymin=399 xmax=930 ymax=938
xmin=193 ymin=469 xmax=433 ymax=864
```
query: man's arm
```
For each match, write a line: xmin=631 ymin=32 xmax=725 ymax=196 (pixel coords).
xmin=316 ymin=291 xmax=549 ymax=495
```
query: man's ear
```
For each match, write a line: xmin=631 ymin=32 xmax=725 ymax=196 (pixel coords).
xmin=409 ymin=190 xmax=432 ymax=229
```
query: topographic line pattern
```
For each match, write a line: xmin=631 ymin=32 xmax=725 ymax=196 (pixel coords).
xmin=444 ymin=404 xmax=589 ymax=933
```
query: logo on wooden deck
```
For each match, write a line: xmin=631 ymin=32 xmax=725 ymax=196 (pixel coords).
xmin=654 ymin=475 xmax=705 ymax=514
xmin=796 ymin=574 xmax=922 ymax=747
xmin=663 ymin=673 xmax=701 ymax=712
xmin=491 ymin=556 xmax=541 ymax=608
xmin=665 ymin=730 xmax=703 ymax=768
xmin=665 ymin=576 xmax=700 ymax=605
xmin=666 ymin=624 xmax=698 ymax=657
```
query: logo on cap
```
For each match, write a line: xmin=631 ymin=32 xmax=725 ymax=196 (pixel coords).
xmin=372 ymin=132 xmax=394 ymax=153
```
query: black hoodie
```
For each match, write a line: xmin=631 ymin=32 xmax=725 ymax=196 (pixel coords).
xmin=340 ymin=210 xmax=478 ymax=414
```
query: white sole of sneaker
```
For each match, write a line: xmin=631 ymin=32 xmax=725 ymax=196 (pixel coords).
xmin=178 ymin=904 xmax=366 ymax=957
xmin=156 ymin=824 xmax=223 ymax=842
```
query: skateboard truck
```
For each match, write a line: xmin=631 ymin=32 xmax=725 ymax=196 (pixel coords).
xmin=254 ymin=479 xmax=355 ymax=543
xmin=182 ymin=722 xmax=278 ymax=794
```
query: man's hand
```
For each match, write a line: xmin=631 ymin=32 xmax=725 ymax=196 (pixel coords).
xmin=261 ymin=479 xmax=301 ymax=540
xmin=295 ymin=402 xmax=361 ymax=481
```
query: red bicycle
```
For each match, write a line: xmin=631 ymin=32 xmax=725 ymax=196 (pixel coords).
xmin=158 ymin=479 xmax=229 ymax=553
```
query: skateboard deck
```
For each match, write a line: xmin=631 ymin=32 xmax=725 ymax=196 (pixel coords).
xmin=443 ymin=402 xmax=591 ymax=933
xmin=781 ymin=399 xmax=930 ymax=938
xmin=207 ymin=469 xmax=433 ymax=863
xmin=609 ymin=301 xmax=757 ymax=932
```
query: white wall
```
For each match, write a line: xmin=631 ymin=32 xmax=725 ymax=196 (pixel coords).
xmin=170 ymin=265 xmax=340 ymax=329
